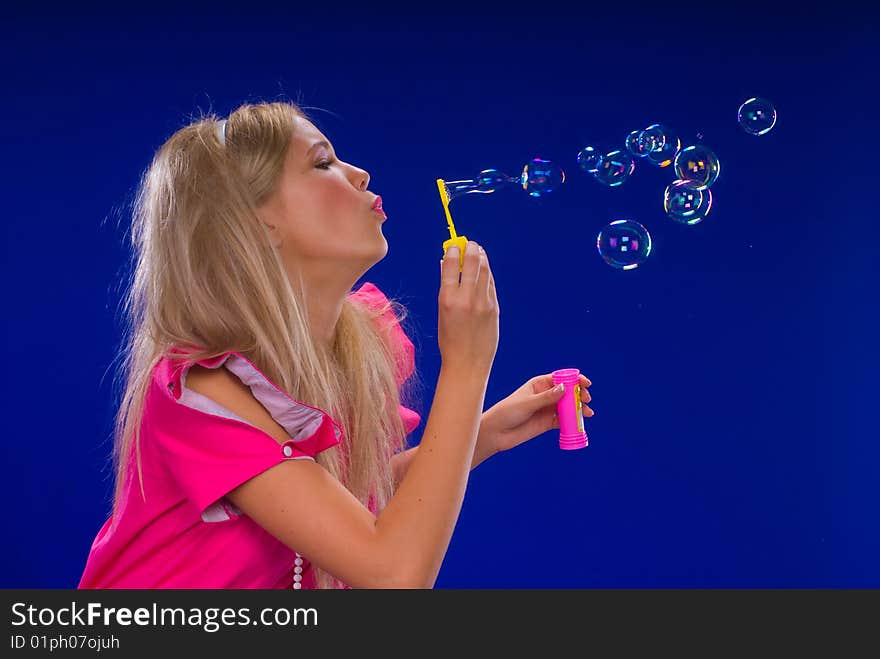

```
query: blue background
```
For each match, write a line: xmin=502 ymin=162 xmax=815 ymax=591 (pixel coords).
xmin=3 ymin=3 xmax=877 ymax=587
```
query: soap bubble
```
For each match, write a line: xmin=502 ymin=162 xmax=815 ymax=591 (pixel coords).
xmin=593 ymin=149 xmax=635 ymax=187
xmin=596 ymin=219 xmax=652 ymax=270
xmin=521 ymin=158 xmax=565 ymax=197
xmin=625 ymin=130 xmax=650 ymax=157
xmin=577 ymin=146 xmax=603 ymax=174
xmin=663 ymin=180 xmax=712 ymax=225
xmin=443 ymin=179 xmax=479 ymax=201
xmin=444 ymin=168 xmax=517 ymax=201
xmin=645 ymin=124 xmax=680 ymax=167
xmin=475 ymin=168 xmax=514 ymax=193
xmin=638 ymin=124 xmax=666 ymax=153
xmin=673 ymin=145 xmax=720 ymax=190
xmin=738 ymin=97 xmax=777 ymax=135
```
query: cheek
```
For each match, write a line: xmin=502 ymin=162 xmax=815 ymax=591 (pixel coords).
xmin=279 ymin=177 xmax=364 ymax=242
xmin=282 ymin=192 xmax=360 ymax=256
xmin=316 ymin=180 xmax=364 ymax=225
xmin=326 ymin=177 xmax=361 ymax=207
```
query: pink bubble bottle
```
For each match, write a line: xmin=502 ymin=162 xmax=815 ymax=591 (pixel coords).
xmin=552 ymin=368 xmax=589 ymax=450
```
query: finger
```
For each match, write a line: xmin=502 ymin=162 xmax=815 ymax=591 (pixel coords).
xmin=488 ymin=263 xmax=497 ymax=303
xmin=531 ymin=372 xmax=591 ymax=396
xmin=460 ymin=241 xmax=482 ymax=286
xmin=532 ymin=373 xmax=556 ymax=393
xmin=484 ymin=248 xmax=497 ymax=304
xmin=553 ymin=406 xmax=593 ymax=426
xmin=580 ymin=387 xmax=591 ymax=403
xmin=441 ymin=245 xmax=461 ymax=287
xmin=476 ymin=246 xmax=490 ymax=297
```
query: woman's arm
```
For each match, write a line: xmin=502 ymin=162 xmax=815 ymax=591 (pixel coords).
xmin=390 ymin=447 xmax=419 ymax=492
xmin=189 ymin=363 xmax=488 ymax=588
xmin=391 ymin=414 xmax=499 ymax=490
xmin=372 ymin=366 xmax=487 ymax=586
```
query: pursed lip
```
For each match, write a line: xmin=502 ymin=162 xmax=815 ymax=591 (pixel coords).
xmin=371 ymin=195 xmax=383 ymax=212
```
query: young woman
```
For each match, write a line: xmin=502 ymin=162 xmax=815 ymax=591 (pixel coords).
xmin=78 ymin=101 xmax=594 ymax=589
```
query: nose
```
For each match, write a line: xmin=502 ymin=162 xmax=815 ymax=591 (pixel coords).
xmin=350 ymin=165 xmax=370 ymax=192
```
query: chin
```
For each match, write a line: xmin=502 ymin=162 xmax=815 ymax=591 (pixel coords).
xmin=376 ymin=232 xmax=389 ymax=256
xmin=358 ymin=237 xmax=387 ymax=270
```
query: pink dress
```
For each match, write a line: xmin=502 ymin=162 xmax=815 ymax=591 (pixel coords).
xmin=78 ymin=282 xmax=420 ymax=589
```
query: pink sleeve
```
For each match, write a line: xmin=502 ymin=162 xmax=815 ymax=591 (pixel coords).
xmin=348 ymin=282 xmax=421 ymax=435
xmin=348 ymin=282 xmax=416 ymax=387
xmin=399 ymin=404 xmax=421 ymax=436
xmin=150 ymin=351 xmax=345 ymax=517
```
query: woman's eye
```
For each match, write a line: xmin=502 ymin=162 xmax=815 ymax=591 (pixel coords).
xmin=316 ymin=160 xmax=333 ymax=170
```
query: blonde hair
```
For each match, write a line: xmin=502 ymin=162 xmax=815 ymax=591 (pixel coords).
xmin=107 ymin=100 xmax=424 ymax=589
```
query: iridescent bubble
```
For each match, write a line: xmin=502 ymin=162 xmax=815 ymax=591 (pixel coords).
xmin=673 ymin=145 xmax=720 ymax=190
xmin=445 ymin=169 xmax=519 ymax=200
xmin=645 ymin=124 xmax=680 ymax=167
xmin=596 ymin=219 xmax=652 ymax=270
xmin=663 ymin=180 xmax=713 ymax=225
xmin=576 ymin=146 xmax=603 ymax=174
xmin=637 ymin=124 xmax=666 ymax=153
xmin=475 ymin=168 xmax=514 ymax=193
xmin=625 ymin=130 xmax=650 ymax=157
xmin=738 ymin=97 xmax=777 ymax=135
xmin=443 ymin=178 xmax=479 ymax=201
xmin=521 ymin=158 xmax=565 ymax=197
xmin=593 ymin=149 xmax=635 ymax=187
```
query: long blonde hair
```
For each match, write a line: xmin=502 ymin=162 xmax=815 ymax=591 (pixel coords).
xmin=108 ymin=100 xmax=424 ymax=589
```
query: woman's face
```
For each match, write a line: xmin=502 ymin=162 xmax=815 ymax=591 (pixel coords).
xmin=259 ymin=118 xmax=387 ymax=283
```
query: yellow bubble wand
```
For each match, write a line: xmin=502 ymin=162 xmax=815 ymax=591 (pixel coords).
xmin=436 ymin=178 xmax=469 ymax=272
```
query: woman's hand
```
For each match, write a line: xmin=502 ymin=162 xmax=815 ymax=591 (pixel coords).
xmin=480 ymin=372 xmax=594 ymax=454
xmin=438 ymin=241 xmax=499 ymax=377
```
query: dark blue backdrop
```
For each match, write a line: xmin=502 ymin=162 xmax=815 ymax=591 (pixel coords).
xmin=3 ymin=3 xmax=877 ymax=588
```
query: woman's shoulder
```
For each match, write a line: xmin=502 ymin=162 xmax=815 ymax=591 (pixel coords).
xmin=149 ymin=345 xmax=344 ymax=457
xmin=151 ymin=345 xmax=233 ymax=394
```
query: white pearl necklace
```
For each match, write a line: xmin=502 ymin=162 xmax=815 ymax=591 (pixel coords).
xmin=293 ymin=552 xmax=304 ymax=589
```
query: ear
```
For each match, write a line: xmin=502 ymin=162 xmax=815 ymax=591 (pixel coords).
xmin=258 ymin=213 xmax=283 ymax=249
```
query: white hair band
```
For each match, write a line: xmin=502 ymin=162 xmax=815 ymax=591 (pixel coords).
xmin=217 ymin=119 xmax=227 ymax=146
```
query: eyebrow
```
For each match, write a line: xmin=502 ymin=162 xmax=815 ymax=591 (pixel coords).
xmin=306 ymin=140 xmax=332 ymax=157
